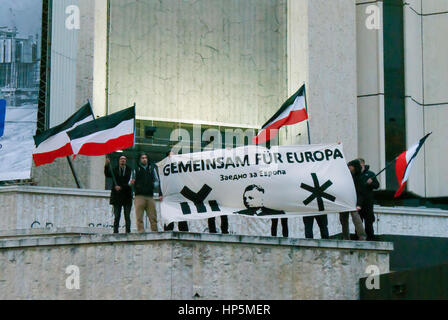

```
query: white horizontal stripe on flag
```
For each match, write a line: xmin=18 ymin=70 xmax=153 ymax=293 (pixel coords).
xmin=402 ymin=143 xmax=419 ymax=183
xmin=33 ymin=116 xmax=94 ymax=154
xmin=264 ymin=95 xmax=305 ymax=128
xmin=71 ymin=118 xmax=134 ymax=154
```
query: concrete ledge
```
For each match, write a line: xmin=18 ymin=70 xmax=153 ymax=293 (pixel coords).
xmin=0 ymin=230 xmax=393 ymax=252
xmin=0 ymin=227 xmax=110 ymax=239
xmin=0 ymin=185 xmax=110 ymax=198
xmin=374 ymin=205 xmax=448 ymax=217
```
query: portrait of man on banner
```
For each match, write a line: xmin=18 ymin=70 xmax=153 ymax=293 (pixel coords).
xmin=235 ymin=184 xmax=286 ymax=216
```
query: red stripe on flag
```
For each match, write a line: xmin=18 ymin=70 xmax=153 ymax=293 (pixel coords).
xmin=253 ymin=109 xmax=308 ymax=145
xmin=76 ymin=133 xmax=134 ymax=156
xmin=252 ymin=129 xmax=279 ymax=145
xmin=393 ymin=150 xmax=408 ymax=197
xmin=33 ymin=143 xmax=73 ymax=166
xmin=394 ymin=182 xmax=406 ymax=198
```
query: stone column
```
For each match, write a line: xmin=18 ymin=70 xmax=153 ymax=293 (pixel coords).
xmin=284 ymin=0 xmax=358 ymax=161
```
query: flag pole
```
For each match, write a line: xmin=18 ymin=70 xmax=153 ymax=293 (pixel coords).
xmin=131 ymin=102 xmax=137 ymax=195
xmin=65 ymin=99 xmax=93 ymax=189
xmin=107 ymin=155 xmax=119 ymax=187
xmin=374 ymin=156 xmax=398 ymax=178
xmin=87 ymin=99 xmax=95 ymax=118
xmin=303 ymin=84 xmax=311 ymax=144
xmin=66 ymin=156 xmax=82 ymax=189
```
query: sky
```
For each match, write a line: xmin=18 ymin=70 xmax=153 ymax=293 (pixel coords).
xmin=0 ymin=0 xmax=43 ymax=39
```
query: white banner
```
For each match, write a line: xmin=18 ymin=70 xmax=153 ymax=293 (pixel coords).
xmin=0 ymin=103 xmax=37 ymax=182
xmin=158 ymin=144 xmax=356 ymax=224
xmin=0 ymin=0 xmax=41 ymax=182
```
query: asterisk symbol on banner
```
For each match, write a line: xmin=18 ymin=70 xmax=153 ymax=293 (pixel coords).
xmin=300 ymin=173 xmax=336 ymax=211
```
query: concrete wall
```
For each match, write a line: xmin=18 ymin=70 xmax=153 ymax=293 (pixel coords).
xmin=49 ymin=0 xmax=79 ymax=128
xmin=355 ymin=0 xmax=386 ymax=188
xmin=32 ymin=1 xmax=447 ymax=198
xmin=108 ymin=0 xmax=287 ymax=128
xmin=0 ymin=232 xmax=392 ymax=299
xmin=419 ymin=1 xmax=448 ymax=197
xmin=1 ymin=186 xmax=447 ymax=239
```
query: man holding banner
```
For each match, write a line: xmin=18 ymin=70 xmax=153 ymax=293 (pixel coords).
xmin=130 ymin=153 xmax=161 ymax=233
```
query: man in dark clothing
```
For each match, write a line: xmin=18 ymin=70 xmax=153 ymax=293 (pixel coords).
xmin=104 ymin=155 xmax=133 ymax=233
xmin=271 ymin=218 xmax=289 ymax=237
xmin=164 ymin=221 xmax=189 ymax=232
xmin=208 ymin=216 xmax=229 ymax=234
xmin=358 ymin=158 xmax=380 ymax=241
xmin=339 ymin=159 xmax=367 ymax=240
xmin=130 ymin=153 xmax=160 ymax=232
xmin=303 ymin=215 xmax=329 ymax=239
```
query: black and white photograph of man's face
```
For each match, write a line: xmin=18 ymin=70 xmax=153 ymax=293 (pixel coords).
xmin=243 ymin=188 xmax=264 ymax=208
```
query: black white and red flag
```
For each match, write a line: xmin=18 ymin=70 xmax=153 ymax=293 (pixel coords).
xmin=394 ymin=132 xmax=431 ymax=198
xmin=32 ymin=103 xmax=94 ymax=166
xmin=67 ymin=106 xmax=135 ymax=157
xmin=253 ymin=84 xmax=308 ymax=145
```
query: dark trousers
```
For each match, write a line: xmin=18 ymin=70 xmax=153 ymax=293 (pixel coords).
xmin=164 ymin=221 xmax=189 ymax=232
xmin=303 ymin=215 xmax=329 ymax=239
xmin=271 ymin=218 xmax=288 ymax=237
xmin=360 ymin=215 xmax=375 ymax=241
xmin=360 ymin=205 xmax=375 ymax=241
xmin=113 ymin=203 xmax=132 ymax=233
xmin=208 ymin=216 xmax=229 ymax=234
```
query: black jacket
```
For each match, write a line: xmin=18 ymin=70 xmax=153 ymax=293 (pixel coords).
xmin=104 ymin=164 xmax=133 ymax=206
xmin=359 ymin=165 xmax=379 ymax=223
xmin=348 ymin=160 xmax=365 ymax=207
xmin=133 ymin=163 xmax=160 ymax=197
xmin=359 ymin=165 xmax=380 ymax=202
xmin=235 ymin=207 xmax=285 ymax=216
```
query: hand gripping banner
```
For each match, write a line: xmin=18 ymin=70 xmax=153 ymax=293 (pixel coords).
xmin=158 ymin=144 xmax=357 ymax=224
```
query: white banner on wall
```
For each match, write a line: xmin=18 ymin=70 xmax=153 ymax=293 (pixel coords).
xmin=158 ymin=144 xmax=356 ymax=224
xmin=0 ymin=102 xmax=37 ymax=181
xmin=0 ymin=0 xmax=42 ymax=182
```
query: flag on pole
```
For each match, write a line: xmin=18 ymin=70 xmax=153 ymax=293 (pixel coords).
xmin=67 ymin=106 xmax=135 ymax=157
xmin=394 ymin=132 xmax=432 ymax=198
xmin=32 ymin=103 xmax=95 ymax=166
xmin=253 ymin=84 xmax=308 ymax=145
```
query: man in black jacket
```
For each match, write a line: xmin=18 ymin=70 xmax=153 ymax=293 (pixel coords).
xmin=358 ymin=158 xmax=380 ymax=240
xmin=339 ymin=159 xmax=367 ymax=240
xmin=303 ymin=215 xmax=329 ymax=239
xmin=130 ymin=153 xmax=160 ymax=232
xmin=104 ymin=155 xmax=133 ymax=233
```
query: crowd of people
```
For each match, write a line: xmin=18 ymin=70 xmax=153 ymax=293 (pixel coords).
xmin=104 ymin=152 xmax=379 ymax=241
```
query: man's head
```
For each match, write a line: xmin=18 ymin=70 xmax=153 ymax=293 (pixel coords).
xmin=348 ymin=159 xmax=361 ymax=176
xmin=118 ymin=155 xmax=127 ymax=167
xmin=358 ymin=158 xmax=366 ymax=171
xmin=139 ymin=153 xmax=149 ymax=166
xmin=242 ymin=185 xmax=265 ymax=209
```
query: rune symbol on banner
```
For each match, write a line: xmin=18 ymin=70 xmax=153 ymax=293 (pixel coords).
xmin=300 ymin=173 xmax=336 ymax=211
